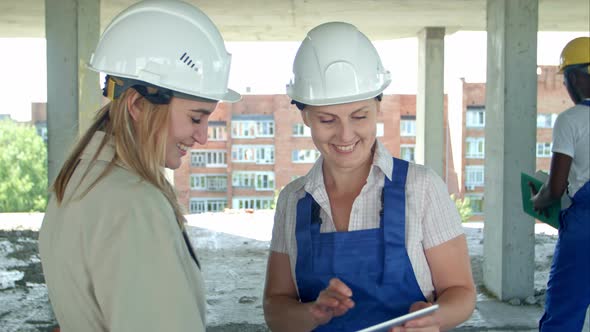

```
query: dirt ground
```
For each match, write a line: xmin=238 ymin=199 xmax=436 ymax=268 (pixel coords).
xmin=0 ymin=213 xmax=558 ymax=332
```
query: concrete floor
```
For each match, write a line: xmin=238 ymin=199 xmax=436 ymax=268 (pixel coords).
xmin=1 ymin=212 xmax=589 ymax=331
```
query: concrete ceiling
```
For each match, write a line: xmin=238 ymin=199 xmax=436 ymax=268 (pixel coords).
xmin=2 ymin=0 xmax=589 ymax=40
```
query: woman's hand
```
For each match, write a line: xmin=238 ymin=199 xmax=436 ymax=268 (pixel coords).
xmin=309 ymin=278 xmax=355 ymax=326
xmin=390 ymin=301 xmax=440 ymax=332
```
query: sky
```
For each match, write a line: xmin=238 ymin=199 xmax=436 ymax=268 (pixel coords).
xmin=0 ymin=31 xmax=587 ymax=122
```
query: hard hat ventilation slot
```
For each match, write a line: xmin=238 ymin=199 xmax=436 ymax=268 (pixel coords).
xmin=179 ymin=52 xmax=199 ymax=72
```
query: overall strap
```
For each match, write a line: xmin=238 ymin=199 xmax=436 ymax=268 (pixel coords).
xmin=295 ymin=193 xmax=314 ymax=273
xmin=382 ymin=158 xmax=409 ymax=268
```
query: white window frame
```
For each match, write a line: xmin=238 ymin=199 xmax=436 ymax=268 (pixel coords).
xmin=231 ymin=120 xmax=275 ymax=138
xmin=232 ymin=171 xmax=275 ymax=191
xmin=400 ymin=144 xmax=415 ymax=163
xmin=465 ymin=165 xmax=485 ymax=187
xmin=190 ymin=174 xmax=227 ymax=191
xmin=208 ymin=125 xmax=227 ymax=141
xmin=232 ymin=196 xmax=274 ymax=210
xmin=292 ymin=123 xmax=312 ymax=137
xmin=232 ymin=145 xmax=275 ymax=164
xmin=231 ymin=120 xmax=257 ymax=138
xmin=400 ymin=119 xmax=416 ymax=137
xmin=256 ymin=145 xmax=275 ymax=164
xmin=191 ymin=150 xmax=227 ymax=167
xmin=536 ymin=113 xmax=557 ymax=128
xmin=189 ymin=198 xmax=227 ymax=214
xmin=466 ymin=107 xmax=485 ymax=128
xmin=536 ymin=142 xmax=552 ymax=157
xmin=376 ymin=122 xmax=384 ymax=137
xmin=465 ymin=194 xmax=484 ymax=215
xmin=256 ymin=120 xmax=275 ymax=137
xmin=292 ymin=149 xmax=321 ymax=163
xmin=465 ymin=137 xmax=485 ymax=159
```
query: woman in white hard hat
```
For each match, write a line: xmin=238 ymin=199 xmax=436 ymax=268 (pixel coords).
xmin=263 ymin=22 xmax=475 ymax=331
xmin=38 ymin=1 xmax=239 ymax=331
xmin=531 ymin=36 xmax=590 ymax=332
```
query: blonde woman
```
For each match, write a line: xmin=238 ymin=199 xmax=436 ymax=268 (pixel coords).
xmin=38 ymin=1 xmax=239 ymax=331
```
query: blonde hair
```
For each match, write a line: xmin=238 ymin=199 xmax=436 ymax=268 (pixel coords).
xmin=52 ymin=88 xmax=186 ymax=228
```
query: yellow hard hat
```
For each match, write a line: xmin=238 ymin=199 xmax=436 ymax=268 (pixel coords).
xmin=558 ymin=37 xmax=590 ymax=73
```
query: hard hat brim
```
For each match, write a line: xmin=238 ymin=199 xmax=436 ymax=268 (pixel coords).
xmin=288 ymin=83 xmax=390 ymax=107
xmin=88 ymin=64 xmax=242 ymax=103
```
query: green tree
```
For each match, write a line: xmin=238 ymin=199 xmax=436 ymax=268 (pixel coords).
xmin=0 ymin=120 xmax=48 ymax=212
xmin=451 ymin=194 xmax=473 ymax=223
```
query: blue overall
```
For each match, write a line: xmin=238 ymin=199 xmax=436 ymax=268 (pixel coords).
xmin=295 ymin=158 xmax=426 ymax=331
xmin=540 ymin=101 xmax=590 ymax=331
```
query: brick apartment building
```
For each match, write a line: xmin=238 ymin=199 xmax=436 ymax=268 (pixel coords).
xmin=455 ymin=65 xmax=571 ymax=220
xmin=173 ymin=94 xmax=422 ymax=214
xmin=31 ymin=66 xmax=571 ymax=219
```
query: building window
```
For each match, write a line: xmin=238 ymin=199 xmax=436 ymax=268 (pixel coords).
xmin=376 ymin=123 xmax=384 ymax=137
xmin=257 ymin=121 xmax=275 ymax=137
xmin=256 ymin=146 xmax=275 ymax=164
xmin=400 ymin=145 xmax=415 ymax=163
xmin=232 ymin=145 xmax=274 ymax=164
xmin=536 ymin=142 xmax=552 ymax=157
xmin=400 ymin=116 xmax=416 ymax=136
xmin=231 ymin=121 xmax=256 ymax=138
xmin=466 ymin=106 xmax=485 ymax=128
xmin=466 ymin=137 xmax=485 ymax=159
xmin=231 ymin=119 xmax=274 ymax=138
xmin=292 ymin=123 xmax=311 ymax=137
xmin=466 ymin=195 xmax=484 ymax=215
xmin=208 ymin=123 xmax=227 ymax=141
xmin=232 ymin=171 xmax=275 ymax=191
xmin=292 ymin=149 xmax=321 ymax=163
xmin=191 ymin=150 xmax=227 ymax=167
xmin=36 ymin=124 xmax=47 ymax=142
xmin=233 ymin=197 xmax=274 ymax=210
xmin=537 ymin=114 xmax=557 ymax=128
xmin=189 ymin=198 xmax=227 ymax=214
xmin=465 ymin=165 xmax=484 ymax=188
xmin=190 ymin=174 xmax=227 ymax=191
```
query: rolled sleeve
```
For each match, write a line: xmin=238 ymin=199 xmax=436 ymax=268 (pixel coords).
xmin=551 ymin=114 xmax=575 ymax=158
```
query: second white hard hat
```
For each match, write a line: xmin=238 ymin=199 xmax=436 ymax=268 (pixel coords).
xmin=287 ymin=22 xmax=391 ymax=106
xmin=89 ymin=0 xmax=240 ymax=103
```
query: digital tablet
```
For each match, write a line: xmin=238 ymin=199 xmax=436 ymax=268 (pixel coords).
xmin=355 ymin=304 xmax=439 ymax=332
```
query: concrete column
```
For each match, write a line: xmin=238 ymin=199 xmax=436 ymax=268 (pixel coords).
xmin=416 ymin=27 xmax=445 ymax=177
xmin=483 ymin=0 xmax=537 ymax=301
xmin=46 ymin=0 xmax=100 ymax=185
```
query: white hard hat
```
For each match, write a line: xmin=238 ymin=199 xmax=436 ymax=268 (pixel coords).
xmin=89 ymin=0 xmax=240 ymax=103
xmin=286 ymin=22 xmax=391 ymax=106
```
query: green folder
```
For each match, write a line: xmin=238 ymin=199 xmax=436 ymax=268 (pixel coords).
xmin=520 ymin=172 xmax=561 ymax=229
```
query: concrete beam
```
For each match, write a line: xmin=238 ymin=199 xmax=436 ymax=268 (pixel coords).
xmin=46 ymin=0 xmax=100 ymax=184
xmin=483 ymin=0 xmax=537 ymax=301
xmin=416 ymin=27 xmax=445 ymax=177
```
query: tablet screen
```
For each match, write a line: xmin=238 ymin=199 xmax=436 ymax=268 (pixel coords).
xmin=355 ymin=304 xmax=439 ymax=332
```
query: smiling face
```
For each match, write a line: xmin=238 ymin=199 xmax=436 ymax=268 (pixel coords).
xmin=302 ymin=98 xmax=379 ymax=171
xmin=165 ymin=97 xmax=218 ymax=169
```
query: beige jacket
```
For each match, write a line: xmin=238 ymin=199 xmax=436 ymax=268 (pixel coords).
xmin=39 ymin=131 xmax=206 ymax=332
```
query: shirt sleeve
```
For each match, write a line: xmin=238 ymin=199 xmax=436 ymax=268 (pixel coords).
xmin=90 ymin=191 xmax=205 ymax=332
xmin=421 ymin=168 xmax=464 ymax=249
xmin=269 ymin=187 xmax=289 ymax=253
xmin=551 ymin=112 xmax=575 ymax=158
